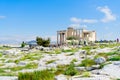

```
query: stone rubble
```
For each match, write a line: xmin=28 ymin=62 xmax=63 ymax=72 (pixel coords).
xmin=0 ymin=46 xmax=120 ymax=80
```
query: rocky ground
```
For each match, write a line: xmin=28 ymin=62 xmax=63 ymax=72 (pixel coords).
xmin=0 ymin=43 xmax=120 ymax=80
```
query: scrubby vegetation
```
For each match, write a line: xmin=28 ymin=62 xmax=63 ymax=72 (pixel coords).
xmin=18 ymin=70 xmax=55 ymax=80
xmin=0 ymin=42 xmax=120 ymax=79
xmin=64 ymin=63 xmax=78 ymax=76
xmin=82 ymin=71 xmax=91 ymax=77
xmin=46 ymin=60 xmax=56 ymax=64
xmin=62 ymin=48 xmax=79 ymax=53
xmin=79 ymin=58 xmax=96 ymax=67
xmin=36 ymin=37 xmax=50 ymax=47
xmin=108 ymin=56 xmax=120 ymax=61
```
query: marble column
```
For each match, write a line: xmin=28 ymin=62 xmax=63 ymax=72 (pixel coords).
xmin=62 ymin=33 xmax=65 ymax=45
xmin=60 ymin=33 xmax=62 ymax=45
xmin=57 ymin=31 xmax=59 ymax=45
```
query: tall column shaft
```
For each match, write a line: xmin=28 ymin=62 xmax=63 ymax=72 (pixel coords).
xmin=62 ymin=33 xmax=64 ymax=45
xmin=60 ymin=33 xmax=62 ymax=45
xmin=57 ymin=32 xmax=59 ymax=45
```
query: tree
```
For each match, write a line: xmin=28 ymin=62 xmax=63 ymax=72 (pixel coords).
xmin=21 ymin=41 xmax=26 ymax=48
xmin=42 ymin=38 xmax=50 ymax=47
xmin=36 ymin=37 xmax=43 ymax=46
xmin=36 ymin=37 xmax=50 ymax=47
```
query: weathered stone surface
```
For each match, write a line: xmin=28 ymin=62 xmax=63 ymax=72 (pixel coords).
xmin=113 ymin=61 xmax=120 ymax=65
xmin=91 ymin=48 xmax=113 ymax=53
xmin=86 ymin=67 xmax=95 ymax=71
xmin=3 ymin=49 xmax=20 ymax=55
xmin=2 ymin=63 xmax=17 ymax=68
xmin=62 ymin=46 xmax=71 ymax=51
xmin=92 ymin=65 xmax=100 ymax=69
xmin=75 ymin=67 xmax=85 ymax=71
xmin=95 ymin=57 xmax=106 ymax=64
xmin=18 ymin=61 xmax=28 ymax=66
xmin=0 ymin=76 xmax=18 ymax=80
xmin=71 ymin=75 xmax=110 ymax=80
xmin=102 ymin=64 xmax=120 ymax=78
xmin=54 ymin=74 xmax=67 ymax=80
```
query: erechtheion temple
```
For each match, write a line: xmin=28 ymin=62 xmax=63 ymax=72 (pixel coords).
xmin=57 ymin=27 xmax=96 ymax=45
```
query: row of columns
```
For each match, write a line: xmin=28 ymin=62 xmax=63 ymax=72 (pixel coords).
xmin=57 ymin=29 xmax=83 ymax=45
xmin=57 ymin=32 xmax=66 ymax=45
xmin=72 ymin=29 xmax=83 ymax=40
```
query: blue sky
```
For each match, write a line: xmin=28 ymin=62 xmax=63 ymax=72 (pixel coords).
xmin=0 ymin=0 xmax=120 ymax=43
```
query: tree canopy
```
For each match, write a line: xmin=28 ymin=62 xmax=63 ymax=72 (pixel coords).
xmin=21 ymin=41 xmax=26 ymax=48
xmin=36 ymin=37 xmax=50 ymax=47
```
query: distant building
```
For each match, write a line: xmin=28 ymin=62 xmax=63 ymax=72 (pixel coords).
xmin=57 ymin=27 xmax=96 ymax=45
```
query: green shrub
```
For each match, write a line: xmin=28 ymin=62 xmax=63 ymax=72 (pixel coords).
xmin=106 ymin=51 xmax=119 ymax=55
xmin=80 ymin=58 xmax=96 ymax=67
xmin=55 ymin=65 xmax=68 ymax=75
xmin=108 ymin=56 xmax=120 ymax=61
xmin=0 ymin=63 xmax=4 ymax=66
xmin=69 ymin=53 xmax=74 ymax=55
xmin=54 ymin=49 xmax=61 ymax=54
xmin=82 ymin=71 xmax=91 ymax=77
xmin=20 ymin=53 xmax=42 ymax=61
xmin=21 ymin=41 xmax=26 ymax=48
xmin=82 ymin=46 xmax=91 ymax=51
xmin=71 ymin=59 xmax=77 ymax=63
xmin=94 ymin=53 xmax=108 ymax=59
xmin=24 ymin=63 xmax=38 ymax=69
xmin=62 ymin=48 xmax=78 ymax=53
xmin=55 ymin=68 xmax=64 ymax=75
xmin=10 ymin=63 xmax=38 ymax=71
xmin=64 ymin=63 xmax=78 ymax=76
xmin=36 ymin=37 xmax=50 ymax=47
xmin=46 ymin=60 xmax=55 ymax=64
xmin=18 ymin=70 xmax=54 ymax=80
xmin=0 ymin=53 xmax=2 ymax=57
xmin=62 ymin=49 xmax=73 ymax=52
xmin=14 ymin=60 xmax=19 ymax=64
xmin=10 ymin=66 xmax=24 ymax=71
xmin=0 ymin=69 xmax=5 ymax=73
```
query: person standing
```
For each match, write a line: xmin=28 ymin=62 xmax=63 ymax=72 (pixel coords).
xmin=117 ymin=38 xmax=119 ymax=43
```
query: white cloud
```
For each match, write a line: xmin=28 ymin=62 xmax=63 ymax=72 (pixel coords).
xmin=97 ymin=6 xmax=116 ymax=22
xmin=69 ymin=24 xmax=80 ymax=28
xmin=70 ymin=17 xmax=98 ymax=24
xmin=70 ymin=17 xmax=97 ymax=29
xmin=82 ymin=19 xmax=98 ymax=23
xmin=70 ymin=17 xmax=81 ymax=23
xmin=0 ymin=16 xmax=6 ymax=19
xmin=69 ymin=24 xmax=87 ymax=29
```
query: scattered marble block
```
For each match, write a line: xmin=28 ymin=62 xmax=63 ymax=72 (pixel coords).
xmin=95 ymin=57 xmax=106 ymax=64
xmin=75 ymin=67 xmax=85 ymax=71
xmin=0 ymin=76 xmax=18 ymax=80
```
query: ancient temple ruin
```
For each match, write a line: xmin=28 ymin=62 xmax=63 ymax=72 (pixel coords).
xmin=57 ymin=27 xmax=96 ymax=45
